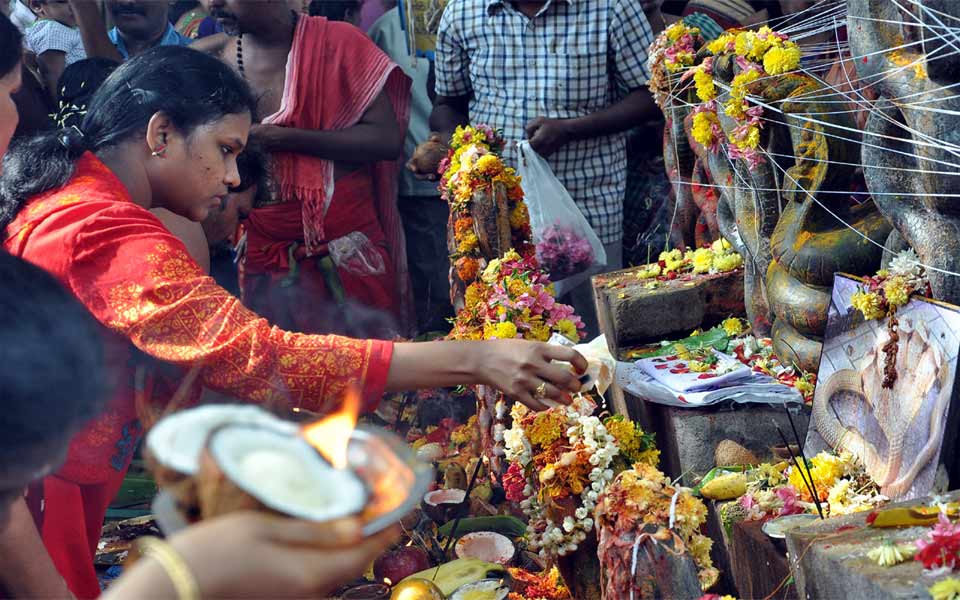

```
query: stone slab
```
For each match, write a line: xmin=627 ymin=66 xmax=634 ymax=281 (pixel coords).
xmin=622 ymin=390 xmax=811 ymax=486
xmin=592 ymin=267 xmax=745 ymax=350
xmin=785 ymin=490 xmax=960 ymax=600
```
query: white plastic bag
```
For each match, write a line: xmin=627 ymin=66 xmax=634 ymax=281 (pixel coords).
xmin=328 ymin=231 xmax=386 ymax=276
xmin=517 ymin=140 xmax=606 ymax=296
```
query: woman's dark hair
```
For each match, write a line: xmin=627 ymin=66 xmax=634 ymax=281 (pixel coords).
xmin=308 ymin=0 xmax=360 ymax=21
xmin=0 ymin=13 xmax=23 ymax=79
xmin=0 ymin=250 xmax=110 ymax=452
xmin=0 ymin=45 xmax=257 ymax=234
xmin=53 ymin=58 xmax=121 ymax=129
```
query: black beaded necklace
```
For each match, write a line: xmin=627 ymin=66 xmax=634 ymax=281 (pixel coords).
xmin=235 ymin=10 xmax=299 ymax=79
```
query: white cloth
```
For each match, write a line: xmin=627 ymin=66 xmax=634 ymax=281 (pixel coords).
xmin=369 ymin=8 xmax=438 ymax=198
xmin=25 ymin=19 xmax=86 ymax=66
xmin=616 ymin=361 xmax=804 ymax=408
xmin=8 ymin=0 xmax=36 ymax=34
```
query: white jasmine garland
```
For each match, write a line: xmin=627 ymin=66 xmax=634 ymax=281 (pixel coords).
xmin=503 ymin=400 xmax=620 ymax=559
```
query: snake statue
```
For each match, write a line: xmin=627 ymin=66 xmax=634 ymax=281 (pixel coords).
xmin=662 ymin=41 xmax=889 ymax=364
xmin=752 ymin=69 xmax=890 ymax=371
xmin=848 ymin=0 xmax=960 ymax=306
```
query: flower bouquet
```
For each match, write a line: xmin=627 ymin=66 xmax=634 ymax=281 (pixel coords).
xmin=536 ymin=223 xmax=596 ymax=280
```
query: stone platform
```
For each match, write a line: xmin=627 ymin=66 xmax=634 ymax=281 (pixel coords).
xmin=786 ymin=491 xmax=960 ymax=600
xmin=592 ymin=267 xmax=745 ymax=350
xmin=621 ymin=389 xmax=810 ymax=487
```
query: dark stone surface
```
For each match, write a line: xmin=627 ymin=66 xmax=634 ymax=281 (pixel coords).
xmin=593 ymin=268 xmax=745 ymax=350
xmin=786 ymin=490 xmax=960 ymax=600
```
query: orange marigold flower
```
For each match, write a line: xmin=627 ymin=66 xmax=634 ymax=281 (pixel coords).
xmin=455 ymin=256 xmax=480 ymax=282
xmin=454 ymin=216 xmax=474 ymax=239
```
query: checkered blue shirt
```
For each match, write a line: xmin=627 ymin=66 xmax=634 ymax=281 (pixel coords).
xmin=435 ymin=0 xmax=654 ymax=243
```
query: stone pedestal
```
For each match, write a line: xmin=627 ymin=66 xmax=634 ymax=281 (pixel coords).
xmin=786 ymin=491 xmax=960 ymax=600
xmin=622 ymin=390 xmax=810 ymax=486
xmin=592 ymin=267 xmax=745 ymax=351
xmin=731 ymin=520 xmax=798 ymax=600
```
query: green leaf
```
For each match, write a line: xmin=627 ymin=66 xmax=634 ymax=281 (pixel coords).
xmin=438 ymin=515 xmax=528 ymax=539
xmin=629 ymin=326 xmax=731 ymax=360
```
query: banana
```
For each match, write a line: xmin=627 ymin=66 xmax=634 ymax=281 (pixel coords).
xmin=401 ymin=558 xmax=506 ymax=597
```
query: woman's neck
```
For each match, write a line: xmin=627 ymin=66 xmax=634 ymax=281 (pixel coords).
xmin=95 ymin=146 xmax=153 ymax=210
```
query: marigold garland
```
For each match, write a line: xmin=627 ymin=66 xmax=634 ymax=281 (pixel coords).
xmin=440 ymin=125 xmax=535 ymax=286
xmin=685 ymin=25 xmax=801 ymax=168
xmin=596 ymin=463 xmax=718 ymax=592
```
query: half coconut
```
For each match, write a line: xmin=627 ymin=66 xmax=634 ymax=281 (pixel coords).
xmin=449 ymin=579 xmax=510 ymax=600
xmin=454 ymin=532 xmax=515 ymax=565
xmin=197 ymin=423 xmax=367 ymax=522
xmin=145 ymin=404 xmax=297 ymax=521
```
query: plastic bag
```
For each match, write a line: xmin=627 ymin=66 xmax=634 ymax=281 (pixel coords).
xmin=517 ymin=141 xmax=606 ymax=296
xmin=328 ymin=231 xmax=386 ymax=276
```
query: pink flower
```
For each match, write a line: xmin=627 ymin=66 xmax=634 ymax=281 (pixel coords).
xmin=776 ymin=486 xmax=805 ymax=516
xmin=536 ymin=224 xmax=595 ymax=280
xmin=915 ymin=513 xmax=960 ymax=570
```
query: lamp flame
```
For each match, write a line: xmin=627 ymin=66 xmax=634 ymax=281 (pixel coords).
xmin=302 ymin=386 xmax=360 ymax=469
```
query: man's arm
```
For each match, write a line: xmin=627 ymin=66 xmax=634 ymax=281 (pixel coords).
xmin=0 ymin=497 xmax=75 ymax=598
xmin=35 ymin=50 xmax=66 ymax=103
xmin=249 ymin=91 xmax=403 ymax=162
xmin=527 ymin=0 xmax=657 ymax=157
xmin=428 ymin=93 xmax=470 ymax=145
xmin=525 ymin=88 xmax=658 ymax=157
xmin=67 ymin=0 xmax=123 ymax=62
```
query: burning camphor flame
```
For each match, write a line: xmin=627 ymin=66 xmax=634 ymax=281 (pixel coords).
xmin=302 ymin=386 xmax=360 ymax=469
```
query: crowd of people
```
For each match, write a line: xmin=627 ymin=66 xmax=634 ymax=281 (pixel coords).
xmin=0 ymin=0 xmax=797 ymax=597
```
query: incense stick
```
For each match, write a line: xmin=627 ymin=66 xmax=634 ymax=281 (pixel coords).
xmin=774 ymin=422 xmax=824 ymax=519
xmin=782 ymin=400 xmax=806 ymax=456
xmin=431 ymin=457 xmax=484 ymax=580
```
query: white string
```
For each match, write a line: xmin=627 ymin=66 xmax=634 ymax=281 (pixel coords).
xmin=659 ymin=1 xmax=960 ymax=280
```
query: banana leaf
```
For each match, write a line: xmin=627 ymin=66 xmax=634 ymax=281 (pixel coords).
xmin=626 ymin=326 xmax=731 ymax=360
xmin=438 ymin=515 xmax=527 ymax=539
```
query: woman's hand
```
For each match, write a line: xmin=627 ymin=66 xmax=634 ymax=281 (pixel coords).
xmin=107 ymin=513 xmax=397 ymax=599
xmin=388 ymin=340 xmax=588 ymax=411
xmin=480 ymin=339 xmax=588 ymax=410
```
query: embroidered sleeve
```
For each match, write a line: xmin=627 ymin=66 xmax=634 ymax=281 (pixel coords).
xmin=66 ymin=204 xmax=393 ymax=414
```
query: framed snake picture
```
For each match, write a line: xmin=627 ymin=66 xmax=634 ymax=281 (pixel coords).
xmin=805 ymin=274 xmax=960 ymax=502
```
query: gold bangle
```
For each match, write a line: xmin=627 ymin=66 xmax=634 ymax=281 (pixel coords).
xmin=136 ymin=537 xmax=200 ymax=600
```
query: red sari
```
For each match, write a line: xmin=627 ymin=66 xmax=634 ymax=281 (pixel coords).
xmin=3 ymin=153 xmax=393 ymax=598
xmin=241 ymin=16 xmax=414 ymax=336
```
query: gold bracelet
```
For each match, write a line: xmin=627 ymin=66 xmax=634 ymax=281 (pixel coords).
xmin=136 ymin=537 xmax=201 ymax=600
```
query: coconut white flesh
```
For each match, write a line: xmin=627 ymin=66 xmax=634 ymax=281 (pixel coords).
xmin=147 ymin=404 xmax=296 ymax=476
xmin=454 ymin=532 xmax=514 ymax=564
xmin=449 ymin=579 xmax=510 ymax=600
xmin=209 ymin=426 xmax=367 ymax=521
xmin=424 ymin=488 xmax=467 ymax=505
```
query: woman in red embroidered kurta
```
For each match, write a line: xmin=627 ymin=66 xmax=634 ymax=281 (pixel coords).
xmin=0 ymin=47 xmax=585 ymax=598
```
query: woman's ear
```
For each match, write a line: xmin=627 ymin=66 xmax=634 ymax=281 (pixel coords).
xmin=145 ymin=111 xmax=174 ymax=157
